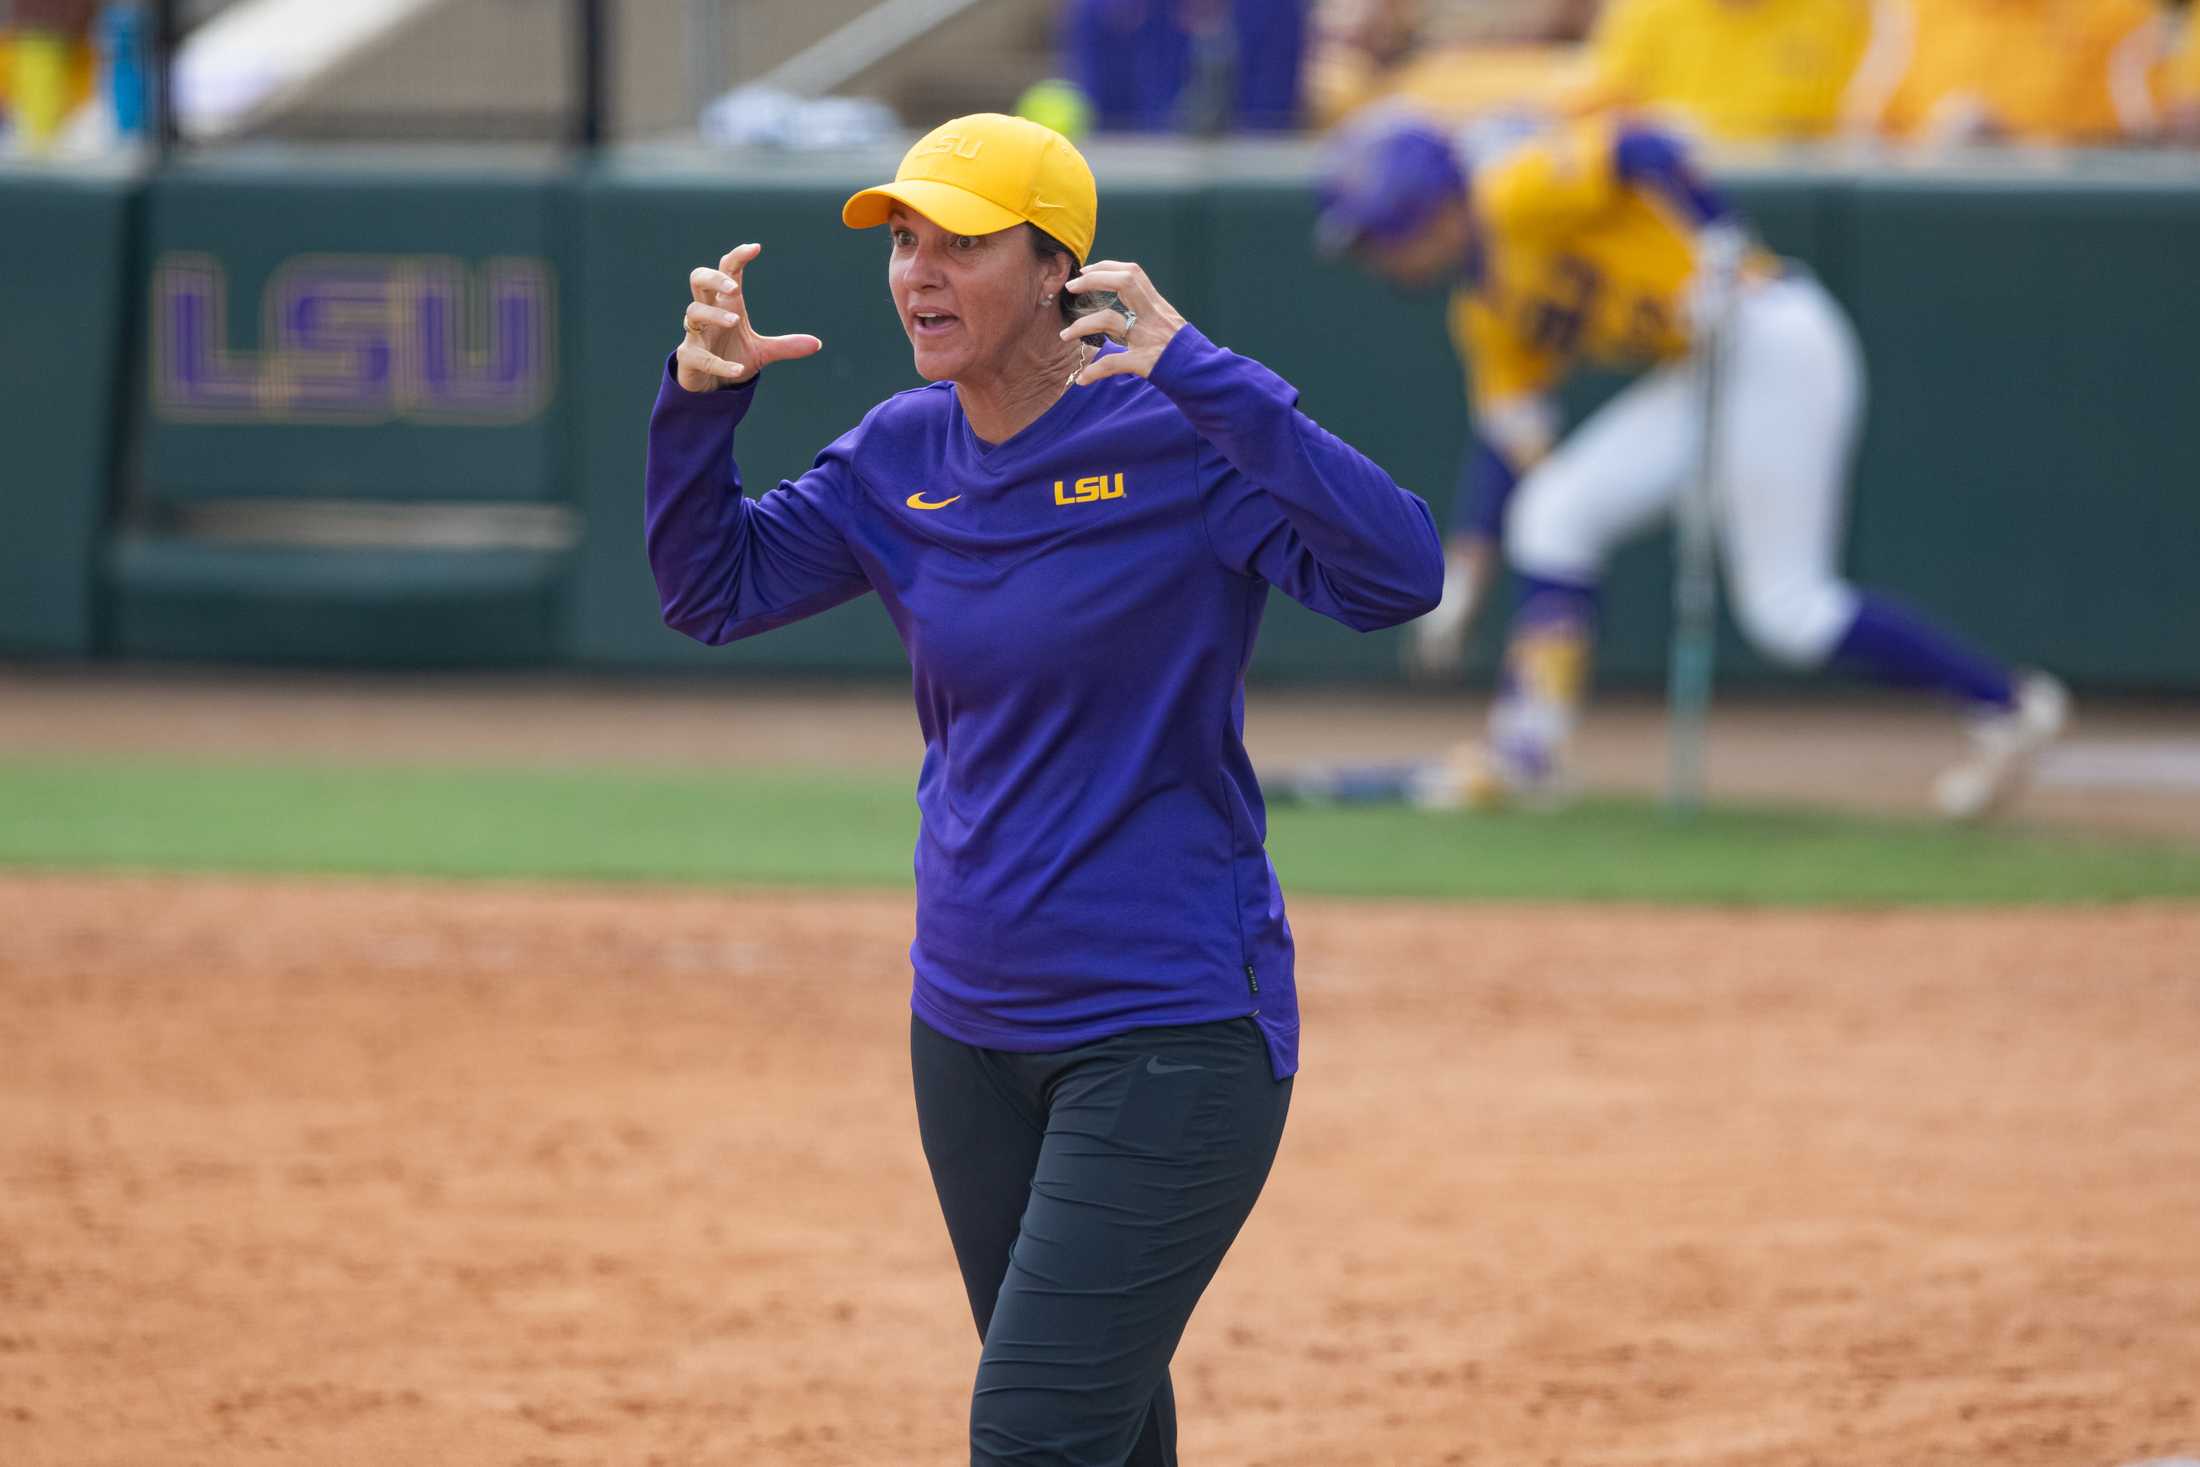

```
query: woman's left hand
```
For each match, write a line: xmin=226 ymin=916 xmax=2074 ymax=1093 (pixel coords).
xmin=1059 ymin=260 xmax=1189 ymax=386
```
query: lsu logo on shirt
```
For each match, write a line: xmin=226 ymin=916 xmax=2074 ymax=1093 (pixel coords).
xmin=1054 ymin=472 xmax=1126 ymax=507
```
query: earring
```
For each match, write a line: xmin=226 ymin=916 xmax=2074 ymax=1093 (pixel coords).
xmin=1042 ymin=294 xmax=1054 ymax=305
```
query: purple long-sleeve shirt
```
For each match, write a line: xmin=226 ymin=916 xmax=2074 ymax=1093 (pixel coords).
xmin=645 ymin=325 xmax=1442 ymax=1078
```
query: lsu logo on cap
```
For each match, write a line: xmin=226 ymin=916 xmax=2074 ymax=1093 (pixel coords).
xmin=1054 ymin=472 xmax=1125 ymax=507
xmin=918 ymin=134 xmax=984 ymax=160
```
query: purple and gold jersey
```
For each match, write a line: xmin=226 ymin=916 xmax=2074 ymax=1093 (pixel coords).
xmin=1447 ymin=117 xmax=1762 ymax=413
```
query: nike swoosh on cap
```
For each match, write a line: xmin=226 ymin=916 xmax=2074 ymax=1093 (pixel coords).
xmin=906 ymin=492 xmax=962 ymax=510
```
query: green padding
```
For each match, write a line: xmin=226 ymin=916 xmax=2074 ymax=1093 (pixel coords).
xmin=135 ymin=151 xmax=573 ymax=503
xmin=1845 ymin=177 xmax=2200 ymax=688
xmin=109 ymin=537 xmax=565 ymax=665
xmin=0 ymin=165 xmax=136 ymax=655
xmin=69 ymin=151 xmax=2200 ymax=689
xmin=565 ymin=155 xmax=1204 ymax=671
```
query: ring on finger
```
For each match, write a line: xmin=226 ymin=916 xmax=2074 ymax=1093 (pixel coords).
xmin=1120 ymin=307 xmax=1139 ymax=337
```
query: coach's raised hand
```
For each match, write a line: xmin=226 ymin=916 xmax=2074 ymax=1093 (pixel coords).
xmin=675 ymin=243 xmax=824 ymax=394
xmin=1058 ymin=260 xmax=1187 ymax=386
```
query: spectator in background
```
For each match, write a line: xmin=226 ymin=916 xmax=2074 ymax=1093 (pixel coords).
xmin=1063 ymin=0 xmax=1308 ymax=132
xmin=1307 ymin=0 xmax=1597 ymax=127
xmin=1570 ymin=0 xmax=1871 ymax=140
xmin=2165 ymin=0 xmax=2200 ymax=139
xmin=1843 ymin=0 xmax=2173 ymax=144
xmin=1 ymin=0 xmax=96 ymax=151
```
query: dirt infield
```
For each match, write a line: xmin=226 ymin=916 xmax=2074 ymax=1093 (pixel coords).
xmin=4 ymin=873 xmax=2195 ymax=1467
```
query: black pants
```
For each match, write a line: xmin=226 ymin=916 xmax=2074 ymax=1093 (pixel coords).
xmin=911 ymin=1013 xmax=1293 ymax=1466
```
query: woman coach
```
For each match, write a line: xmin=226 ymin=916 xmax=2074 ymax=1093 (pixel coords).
xmin=645 ymin=113 xmax=1443 ymax=1465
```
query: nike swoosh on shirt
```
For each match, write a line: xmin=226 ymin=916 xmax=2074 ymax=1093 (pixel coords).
xmin=906 ymin=492 xmax=961 ymax=510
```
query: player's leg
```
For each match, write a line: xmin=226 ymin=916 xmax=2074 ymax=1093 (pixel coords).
xmin=1714 ymin=275 xmax=2066 ymax=817
xmin=966 ymin=1018 xmax=1291 ymax=1466
xmin=916 ymin=1015 xmax=1189 ymax=1456
xmin=910 ymin=1014 xmax=1048 ymax=1342
xmin=1278 ymin=380 xmax=1693 ymax=812
xmin=1477 ymin=368 xmax=1698 ymax=799
xmin=1710 ymin=274 xmax=1865 ymax=671
xmin=911 ymin=1015 xmax=1255 ymax=1465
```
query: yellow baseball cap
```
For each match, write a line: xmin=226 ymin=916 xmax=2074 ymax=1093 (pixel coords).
xmin=842 ymin=113 xmax=1097 ymax=263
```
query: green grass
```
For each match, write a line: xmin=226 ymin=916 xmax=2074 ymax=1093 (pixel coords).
xmin=2 ymin=758 xmax=2196 ymax=905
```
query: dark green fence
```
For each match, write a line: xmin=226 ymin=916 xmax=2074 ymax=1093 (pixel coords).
xmin=1843 ymin=172 xmax=2200 ymax=687
xmin=0 ymin=163 xmax=136 ymax=656
xmin=3 ymin=145 xmax=2194 ymax=688
xmin=109 ymin=148 xmax=577 ymax=665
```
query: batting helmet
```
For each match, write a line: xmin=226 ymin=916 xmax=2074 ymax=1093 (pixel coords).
xmin=1314 ymin=114 xmax=1469 ymax=258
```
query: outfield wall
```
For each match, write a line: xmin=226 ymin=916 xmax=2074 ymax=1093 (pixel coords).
xmin=0 ymin=162 xmax=136 ymax=657
xmin=4 ymin=145 xmax=2195 ymax=687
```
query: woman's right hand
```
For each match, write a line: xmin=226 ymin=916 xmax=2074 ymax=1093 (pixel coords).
xmin=675 ymin=242 xmax=823 ymax=394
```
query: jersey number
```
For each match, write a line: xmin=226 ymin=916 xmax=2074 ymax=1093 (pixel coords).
xmin=1620 ymin=297 xmax=1670 ymax=359
xmin=1523 ymin=256 xmax=1600 ymax=355
xmin=1523 ymin=256 xmax=1670 ymax=361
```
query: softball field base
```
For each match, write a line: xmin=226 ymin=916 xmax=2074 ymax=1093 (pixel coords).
xmin=3 ymin=878 xmax=2196 ymax=1466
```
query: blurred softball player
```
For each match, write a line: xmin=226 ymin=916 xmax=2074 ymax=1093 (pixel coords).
xmin=1317 ymin=113 xmax=2067 ymax=819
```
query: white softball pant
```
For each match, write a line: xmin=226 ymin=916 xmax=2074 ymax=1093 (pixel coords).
xmin=1504 ymin=272 xmax=1867 ymax=667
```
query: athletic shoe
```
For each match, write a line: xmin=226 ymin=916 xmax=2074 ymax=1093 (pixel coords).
xmin=1403 ymin=751 xmax=1490 ymax=811
xmin=1932 ymin=671 xmax=2070 ymax=821
xmin=1409 ymin=740 xmax=1571 ymax=812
